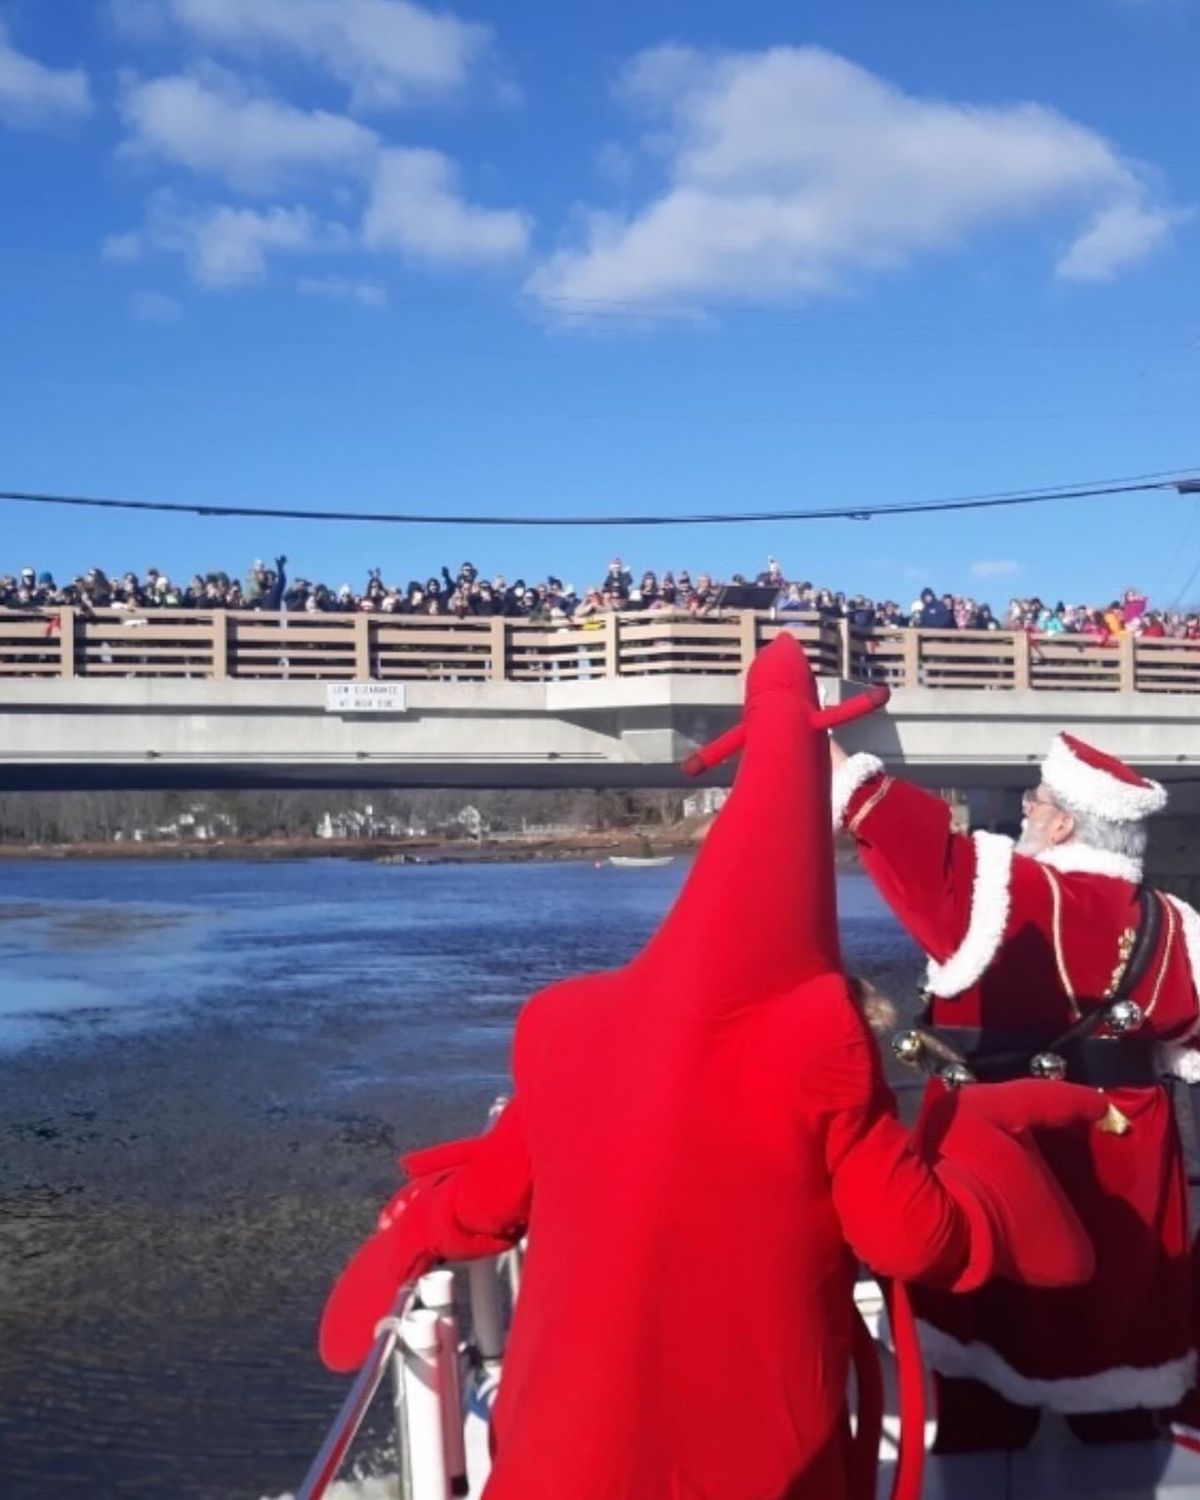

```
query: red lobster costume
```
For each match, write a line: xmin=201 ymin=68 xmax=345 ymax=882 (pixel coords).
xmin=321 ymin=633 xmax=1106 ymax=1500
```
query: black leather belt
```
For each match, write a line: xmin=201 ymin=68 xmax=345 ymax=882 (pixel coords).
xmin=893 ymin=886 xmax=1167 ymax=1088
xmin=932 ymin=1025 xmax=1160 ymax=1089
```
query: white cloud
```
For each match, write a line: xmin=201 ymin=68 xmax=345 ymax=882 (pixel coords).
xmin=595 ymin=140 xmax=636 ymax=186
xmin=363 ymin=148 xmax=530 ymax=262
xmin=186 ymin=204 xmax=328 ymax=285
xmin=1057 ymin=199 xmax=1181 ymax=281
xmin=106 ymin=143 xmax=527 ymax=285
xmin=113 ymin=0 xmax=489 ymax=111
xmin=969 ymin=560 xmax=1022 ymax=579
xmin=528 ymin=45 xmax=1178 ymax=314
xmin=107 ymin=65 xmax=529 ymax=286
xmin=0 ymin=22 xmax=91 ymax=125
xmin=108 ymin=1 xmax=168 ymax=40
xmin=119 ymin=72 xmax=379 ymax=192
xmin=131 ymin=289 xmax=184 ymax=321
xmin=298 ymin=275 xmax=388 ymax=307
xmin=116 ymin=194 xmax=340 ymax=286
xmin=102 ymin=230 xmax=144 ymax=264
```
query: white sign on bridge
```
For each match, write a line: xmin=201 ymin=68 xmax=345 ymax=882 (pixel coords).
xmin=325 ymin=682 xmax=408 ymax=714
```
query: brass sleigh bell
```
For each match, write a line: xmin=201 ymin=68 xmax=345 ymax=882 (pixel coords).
xmin=1106 ymin=999 xmax=1145 ymax=1035
xmin=891 ymin=1029 xmax=925 ymax=1068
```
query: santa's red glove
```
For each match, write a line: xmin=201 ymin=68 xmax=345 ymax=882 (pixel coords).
xmin=923 ymin=1080 xmax=1109 ymax=1293
xmin=320 ymin=1134 xmax=516 ymax=1374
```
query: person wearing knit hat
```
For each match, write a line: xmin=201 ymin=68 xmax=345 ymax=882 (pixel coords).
xmin=831 ymin=726 xmax=1200 ymax=1452
xmin=318 ymin=636 xmax=1108 ymax=1500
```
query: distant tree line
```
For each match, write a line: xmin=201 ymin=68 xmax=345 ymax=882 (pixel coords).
xmin=0 ymin=788 xmax=689 ymax=845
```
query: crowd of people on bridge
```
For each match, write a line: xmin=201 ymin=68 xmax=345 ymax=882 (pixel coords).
xmin=1 ymin=557 xmax=1195 ymax=640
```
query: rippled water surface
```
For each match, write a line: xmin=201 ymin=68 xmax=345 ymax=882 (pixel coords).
xmin=0 ymin=857 xmax=920 ymax=1500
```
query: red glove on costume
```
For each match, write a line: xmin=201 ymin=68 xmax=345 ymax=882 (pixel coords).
xmin=833 ymin=1075 xmax=1108 ymax=1294
xmin=320 ymin=1127 xmax=520 ymax=1374
xmin=922 ymin=1079 xmax=1108 ymax=1291
xmin=376 ymin=1133 xmax=487 ymax=1230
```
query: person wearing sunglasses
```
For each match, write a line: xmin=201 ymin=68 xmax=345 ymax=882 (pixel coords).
xmin=831 ymin=728 xmax=1199 ymax=1452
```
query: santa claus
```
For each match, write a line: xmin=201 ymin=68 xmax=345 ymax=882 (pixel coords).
xmin=832 ymin=728 xmax=1200 ymax=1449
xmin=320 ymin=636 xmax=1107 ymax=1499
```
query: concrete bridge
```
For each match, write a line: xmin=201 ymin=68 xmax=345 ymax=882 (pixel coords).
xmin=4 ymin=607 xmax=1199 ymax=889
xmin=2 ymin=664 xmax=1198 ymax=794
xmin=1 ymin=605 xmax=1198 ymax=791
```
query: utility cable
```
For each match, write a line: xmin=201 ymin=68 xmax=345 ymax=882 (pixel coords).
xmin=0 ymin=470 xmax=1197 ymax=529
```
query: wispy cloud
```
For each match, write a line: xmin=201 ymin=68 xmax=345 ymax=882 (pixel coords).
xmin=102 ymin=231 xmax=144 ymax=264
xmin=107 ymin=130 xmax=528 ymax=286
xmin=362 ymin=148 xmax=530 ymax=263
xmin=298 ymin=274 xmax=388 ymax=307
xmin=118 ymin=70 xmax=379 ymax=192
xmin=969 ymin=560 xmax=1022 ymax=579
xmin=1056 ymin=198 xmax=1183 ymax=281
xmin=528 ymin=45 xmax=1179 ymax=316
xmin=131 ymin=288 xmax=184 ymax=322
xmin=109 ymin=193 xmax=345 ymax=286
xmin=106 ymin=5 xmax=528 ymax=288
xmin=0 ymin=21 xmax=91 ymax=125
xmin=110 ymin=0 xmax=490 ymax=111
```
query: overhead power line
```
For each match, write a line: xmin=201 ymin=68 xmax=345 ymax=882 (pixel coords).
xmin=0 ymin=470 xmax=1198 ymax=529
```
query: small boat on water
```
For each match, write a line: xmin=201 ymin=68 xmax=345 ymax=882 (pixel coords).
xmin=606 ymin=854 xmax=675 ymax=868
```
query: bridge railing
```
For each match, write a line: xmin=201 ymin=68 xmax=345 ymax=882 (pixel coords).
xmin=1 ymin=608 xmax=1197 ymax=691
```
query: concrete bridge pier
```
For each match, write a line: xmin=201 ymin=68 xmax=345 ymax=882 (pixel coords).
xmin=1147 ymin=792 xmax=1200 ymax=905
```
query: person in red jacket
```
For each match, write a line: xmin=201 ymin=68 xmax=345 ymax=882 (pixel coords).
xmin=832 ymin=730 xmax=1200 ymax=1450
xmin=321 ymin=635 xmax=1106 ymax=1500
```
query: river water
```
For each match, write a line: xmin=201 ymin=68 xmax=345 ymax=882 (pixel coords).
xmin=0 ymin=858 xmax=921 ymax=1500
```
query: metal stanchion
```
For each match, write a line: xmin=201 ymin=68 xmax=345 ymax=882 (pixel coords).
xmin=390 ymin=1325 xmax=415 ymax=1500
xmin=501 ymin=1245 xmax=522 ymax=1305
xmin=420 ymin=1270 xmax=469 ymax=1498
xmin=466 ymin=1257 xmax=506 ymax=1364
xmin=401 ymin=1308 xmax=448 ymax=1500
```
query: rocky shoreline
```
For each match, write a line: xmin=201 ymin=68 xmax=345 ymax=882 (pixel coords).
xmin=0 ymin=825 xmax=866 ymax=867
xmin=0 ymin=827 xmax=705 ymax=865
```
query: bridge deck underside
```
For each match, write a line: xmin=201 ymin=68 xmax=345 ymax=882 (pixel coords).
xmin=1 ymin=678 xmax=1198 ymax=792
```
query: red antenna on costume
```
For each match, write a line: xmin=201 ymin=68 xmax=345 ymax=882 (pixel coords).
xmin=681 ymin=681 xmax=889 ymax=777
xmin=634 ymin=634 xmax=889 ymax=996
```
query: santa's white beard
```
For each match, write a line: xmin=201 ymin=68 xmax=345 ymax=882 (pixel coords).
xmin=1015 ymin=817 xmax=1043 ymax=857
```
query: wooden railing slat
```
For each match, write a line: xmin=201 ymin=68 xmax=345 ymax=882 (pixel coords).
xmin=0 ymin=607 xmax=1197 ymax=692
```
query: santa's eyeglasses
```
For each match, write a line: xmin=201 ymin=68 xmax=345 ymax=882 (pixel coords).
xmin=1021 ymin=789 xmax=1059 ymax=812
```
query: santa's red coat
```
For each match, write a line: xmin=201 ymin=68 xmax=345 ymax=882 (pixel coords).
xmin=835 ymin=754 xmax=1200 ymax=1412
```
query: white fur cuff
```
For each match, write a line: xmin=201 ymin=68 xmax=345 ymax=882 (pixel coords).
xmin=1166 ymin=894 xmax=1200 ymax=1017
xmin=925 ymin=831 xmax=1014 ymax=999
xmin=831 ymin=753 xmax=884 ymax=830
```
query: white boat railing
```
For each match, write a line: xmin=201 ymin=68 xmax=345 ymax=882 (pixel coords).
xmin=297 ymin=1265 xmax=498 ymax=1500
xmin=298 ymin=1096 xmax=516 ymax=1500
xmin=295 ymin=1280 xmax=419 ymax=1500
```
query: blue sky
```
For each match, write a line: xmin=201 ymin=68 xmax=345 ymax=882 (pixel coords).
xmin=2 ymin=0 xmax=1199 ymax=608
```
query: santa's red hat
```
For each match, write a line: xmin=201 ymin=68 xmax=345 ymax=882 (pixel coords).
xmin=1041 ymin=732 xmax=1166 ymax=823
